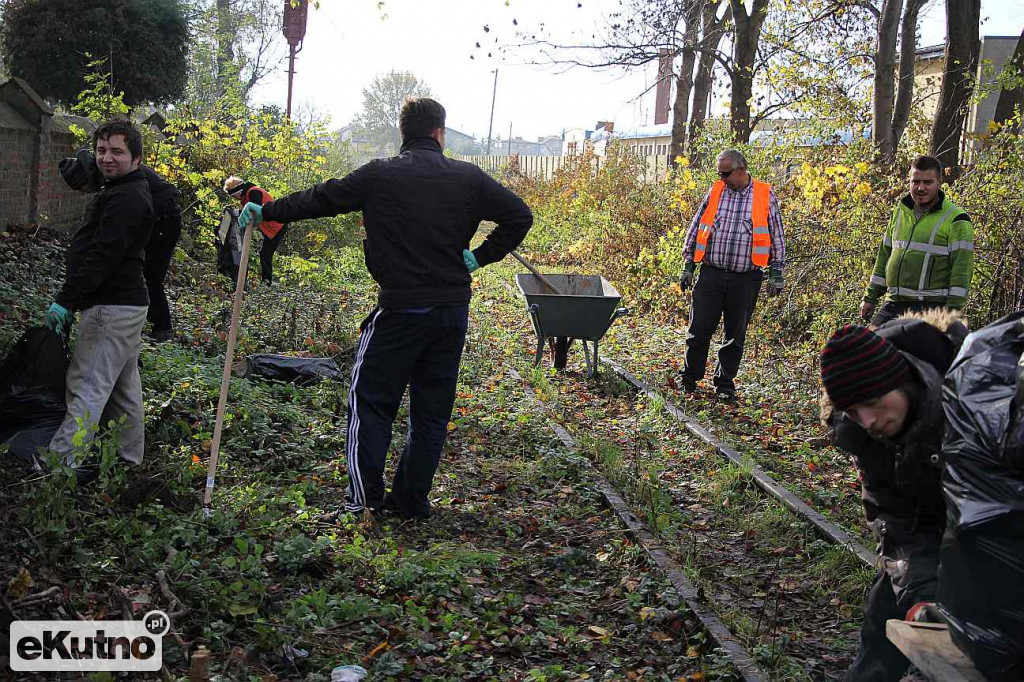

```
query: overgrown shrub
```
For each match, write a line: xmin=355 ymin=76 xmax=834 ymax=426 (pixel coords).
xmin=507 ymin=128 xmax=1024 ymax=350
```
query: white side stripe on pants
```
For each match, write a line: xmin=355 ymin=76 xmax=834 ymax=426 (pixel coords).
xmin=344 ymin=308 xmax=384 ymax=511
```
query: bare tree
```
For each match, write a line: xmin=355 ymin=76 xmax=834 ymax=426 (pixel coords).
xmin=889 ymin=0 xmax=927 ymax=159
xmin=930 ymin=0 xmax=981 ymax=175
xmin=872 ymin=0 xmax=929 ymax=165
xmin=670 ymin=5 xmax=701 ymax=162
xmin=688 ymin=2 xmax=731 ymax=162
xmin=206 ymin=0 xmax=286 ymax=102
xmin=506 ymin=0 xmax=735 ymax=164
xmin=356 ymin=71 xmax=432 ymax=156
xmin=728 ymin=0 xmax=770 ymax=143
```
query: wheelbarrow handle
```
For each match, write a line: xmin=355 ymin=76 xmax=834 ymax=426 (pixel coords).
xmin=612 ymin=306 xmax=631 ymax=322
xmin=510 ymin=250 xmax=564 ymax=295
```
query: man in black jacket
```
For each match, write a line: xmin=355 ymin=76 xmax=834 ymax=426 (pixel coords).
xmin=58 ymin=150 xmax=181 ymax=341
xmin=239 ymin=97 xmax=533 ymax=518
xmin=820 ymin=314 xmax=964 ymax=681
xmin=46 ymin=120 xmax=153 ymax=472
xmin=141 ymin=166 xmax=181 ymax=342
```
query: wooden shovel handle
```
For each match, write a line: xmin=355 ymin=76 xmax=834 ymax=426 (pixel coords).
xmin=510 ymin=250 xmax=564 ymax=295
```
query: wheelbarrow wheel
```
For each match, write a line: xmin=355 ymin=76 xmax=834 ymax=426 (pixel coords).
xmin=550 ymin=336 xmax=572 ymax=370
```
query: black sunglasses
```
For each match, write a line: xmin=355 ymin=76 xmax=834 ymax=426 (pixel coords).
xmin=718 ymin=167 xmax=742 ymax=179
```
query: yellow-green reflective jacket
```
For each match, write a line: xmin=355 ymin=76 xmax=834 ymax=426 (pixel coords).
xmin=864 ymin=191 xmax=974 ymax=308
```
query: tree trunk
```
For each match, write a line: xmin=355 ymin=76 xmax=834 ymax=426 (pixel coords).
xmin=689 ymin=0 xmax=731 ymax=165
xmin=930 ymin=0 xmax=981 ymax=176
xmin=729 ymin=0 xmax=770 ymax=144
xmin=671 ymin=47 xmax=698 ymax=162
xmin=993 ymin=27 xmax=1024 ymax=133
xmin=216 ymin=0 xmax=235 ymax=99
xmin=888 ymin=0 xmax=926 ymax=161
xmin=873 ymin=0 xmax=903 ymax=163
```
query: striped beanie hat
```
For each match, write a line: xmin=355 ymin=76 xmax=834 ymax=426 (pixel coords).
xmin=820 ymin=325 xmax=911 ymax=410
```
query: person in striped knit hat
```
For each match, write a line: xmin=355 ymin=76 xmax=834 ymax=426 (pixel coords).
xmin=820 ymin=315 xmax=964 ymax=682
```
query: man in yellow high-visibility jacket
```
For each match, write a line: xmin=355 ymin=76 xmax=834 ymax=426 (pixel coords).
xmin=860 ymin=154 xmax=974 ymax=327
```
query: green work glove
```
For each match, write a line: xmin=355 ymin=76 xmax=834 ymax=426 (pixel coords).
xmin=45 ymin=302 xmax=71 ymax=332
xmin=768 ymin=268 xmax=784 ymax=297
xmin=463 ymin=249 xmax=480 ymax=273
xmin=678 ymin=260 xmax=696 ymax=291
xmin=238 ymin=202 xmax=263 ymax=230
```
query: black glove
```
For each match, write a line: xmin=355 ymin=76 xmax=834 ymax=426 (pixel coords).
xmin=58 ymin=148 xmax=102 ymax=193
xmin=768 ymin=268 xmax=783 ymax=297
xmin=679 ymin=260 xmax=696 ymax=291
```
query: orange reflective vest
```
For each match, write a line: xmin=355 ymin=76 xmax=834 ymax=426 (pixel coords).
xmin=694 ymin=179 xmax=772 ymax=267
xmin=244 ymin=187 xmax=285 ymax=239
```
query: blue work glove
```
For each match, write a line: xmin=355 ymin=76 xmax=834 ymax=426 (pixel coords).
xmin=463 ymin=249 xmax=480 ymax=273
xmin=238 ymin=202 xmax=263 ymax=230
xmin=768 ymin=268 xmax=784 ymax=297
xmin=678 ymin=260 xmax=696 ymax=291
xmin=45 ymin=302 xmax=71 ymax=332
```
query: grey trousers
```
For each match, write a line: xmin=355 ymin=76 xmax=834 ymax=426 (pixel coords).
xmin=49 ymin=305 xmax=148 ymax=466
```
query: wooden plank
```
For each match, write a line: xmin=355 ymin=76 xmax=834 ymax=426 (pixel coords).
xmin=886 ymin=620 xmax=985 ymax=682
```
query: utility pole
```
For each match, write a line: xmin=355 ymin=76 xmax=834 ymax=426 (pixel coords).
xmin=508 ymin=121 xmax=513 ymax=155
xmin=282 ymin=0 xmax=308 ymax=120
xmin=486 ymin=69 xmax=498 ymax=155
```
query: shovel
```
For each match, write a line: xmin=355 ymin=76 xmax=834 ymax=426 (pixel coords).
xmin=510 ymin=250 xmax=564 ymax=295
xmin=203 ymin=214 xmax=256 ymax=518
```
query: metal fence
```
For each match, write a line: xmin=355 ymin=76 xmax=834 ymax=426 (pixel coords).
xmin=453 ymin=153 xmax=676 ymax=183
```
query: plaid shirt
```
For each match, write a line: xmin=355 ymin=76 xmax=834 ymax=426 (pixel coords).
xmin=682 ymin=179 xmax=787 ymax=273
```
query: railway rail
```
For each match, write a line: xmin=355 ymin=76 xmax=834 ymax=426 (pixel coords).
xmin=488 ymin=271 xmax=876 ymax=678
xmin=508 ymin=366 xmax=765 ymax=682
xmin=598 ymin=356 xmax=877 ymax=569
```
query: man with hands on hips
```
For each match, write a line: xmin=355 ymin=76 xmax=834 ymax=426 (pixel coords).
xmin=238 ymin=97 xmax=533 ymax=519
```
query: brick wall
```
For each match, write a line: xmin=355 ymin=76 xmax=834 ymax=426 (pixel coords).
xmin=0 ymin=78 xmax=91 ymax=232
xmin=0 ymin=126 xmax=34 ymax=229
xmin=37 ymin=124 xmax=90 ymax=230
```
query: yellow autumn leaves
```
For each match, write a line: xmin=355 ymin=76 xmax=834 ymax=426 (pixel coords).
xmin=793 ymin=160 xmax=873 ymax=209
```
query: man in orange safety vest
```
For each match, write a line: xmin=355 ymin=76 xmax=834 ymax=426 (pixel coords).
xmin=677 ymin=149 xmax=787 ymax=402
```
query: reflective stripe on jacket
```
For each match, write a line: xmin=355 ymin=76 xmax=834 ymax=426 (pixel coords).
xmin=865 ymin=191 xmax=973 ymax=308
xmin=694 ymin=179 xmax=772 ymax=267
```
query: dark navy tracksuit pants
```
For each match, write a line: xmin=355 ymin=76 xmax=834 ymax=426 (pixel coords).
xmin=344 ymin=305 xmax=469 ymax=517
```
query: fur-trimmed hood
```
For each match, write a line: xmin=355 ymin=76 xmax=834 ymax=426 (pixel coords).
xmin=819 ymin=308 xmax=967 ymax=426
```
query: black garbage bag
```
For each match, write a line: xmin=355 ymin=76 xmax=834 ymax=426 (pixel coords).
xmin=937 ymin=311 xmax=1024 ymax=681
xmin=0 ymin=327 xmax=70 ymax=466
xmin=237 ymin=355 xmax=343 ymax=387
xmin=216 ymin=207 xmax=242 ymax=280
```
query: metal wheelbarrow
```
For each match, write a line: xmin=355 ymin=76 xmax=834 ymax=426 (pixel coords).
xmin=515 ymin=273 xmax=630 ymax=378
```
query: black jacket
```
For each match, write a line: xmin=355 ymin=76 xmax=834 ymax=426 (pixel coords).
xmin=828 ymin=314 xmax=966 ymax=607
xmin=261 ymin=138 xmax=533 ymax=307
xmin=141 ymin=164 xmax=181 ymax=220
xmin=56 ymin=167 xmax=153 ymax=312
xmin=832 ymin=353 xmax=946 ymax=606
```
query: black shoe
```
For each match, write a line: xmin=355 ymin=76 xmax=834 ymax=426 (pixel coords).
xmin=146 ymin=329 xmax=174 ymax=343
xmin=383 ymin=494 xmax=431 ymax=520
xmin=74 ymin=466 xmax=100 ymax=486
xmin=676 ymin=374 xmax=697 ymax=393
xmin=715 ymin=390 xmax=736 ymax=404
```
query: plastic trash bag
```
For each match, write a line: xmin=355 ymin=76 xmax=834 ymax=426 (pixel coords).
xmin=216 ymin=207 xmax=242 ymax=280
xmin=235 ymin=354 xmax=343 ymax=386
xmin=330 ymin=665 xmax=367 ymax=682
xmin=937 ymin=310 xmax=1024 ymax=681
xmin=0 ymin=327 xmax=69 ymax=466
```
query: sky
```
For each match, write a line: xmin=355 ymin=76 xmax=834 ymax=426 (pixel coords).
xmin=250 ymin=0 xmax=1024 ymax=143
